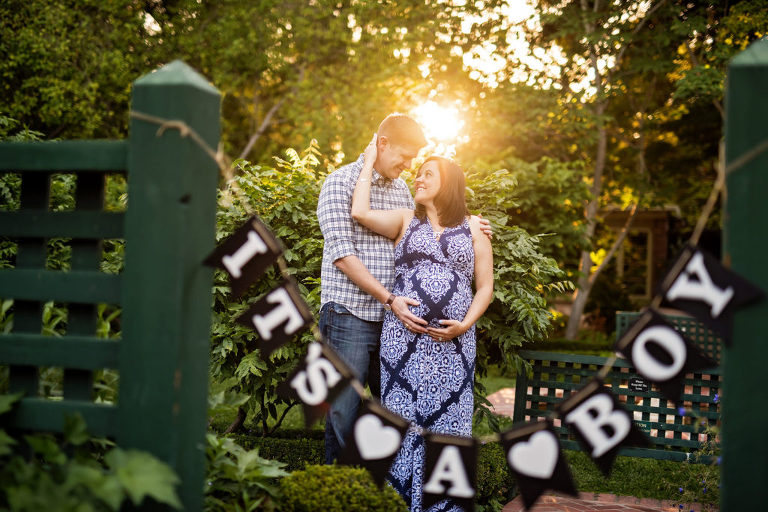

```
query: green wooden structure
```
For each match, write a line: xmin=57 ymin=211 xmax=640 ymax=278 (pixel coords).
xmin=721 ymin=38 xmax=768 ymax=510
xmin=0 ymin=60 xmax=220 ymax=510
xmin=512 ymin=312 xmax=721 ymax=462
xmin=616 ymin=311 xmax=723 ymax=364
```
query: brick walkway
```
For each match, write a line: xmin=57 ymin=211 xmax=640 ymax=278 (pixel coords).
xmin=486 ymin=389 xmax=717 ymax=512
xmin=502 ymin=492 xmax=713 ymax=511
xmin=486 ymin=386 xmax=517 ymax=417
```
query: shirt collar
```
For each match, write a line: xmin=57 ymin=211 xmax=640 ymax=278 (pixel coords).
xmin=356 ymin=154 xmax=392 ymax=186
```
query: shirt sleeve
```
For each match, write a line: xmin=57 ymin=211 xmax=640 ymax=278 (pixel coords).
xmin=317 ymin=172 xmax=357 ymax=262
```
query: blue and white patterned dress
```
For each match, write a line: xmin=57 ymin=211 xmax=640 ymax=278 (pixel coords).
xmin=381 ymin=215 xmax=476 ymax=512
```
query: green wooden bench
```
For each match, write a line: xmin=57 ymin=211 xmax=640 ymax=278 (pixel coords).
xmin=0 ymin=61 xmax=220 ymax=510
xmin=512 ymin=311 xmax=721 ymax=462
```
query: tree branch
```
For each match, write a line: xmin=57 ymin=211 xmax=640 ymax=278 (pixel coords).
xmin=238 ymin=98 xmax=286 ymax=161
xmin=237 ymin=65 xmax=307 ymax=161
xmin=266 ymin=402 xmax=299 ymax=436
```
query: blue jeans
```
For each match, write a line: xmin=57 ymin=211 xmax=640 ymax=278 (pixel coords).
xmin=319 ymin=301 xmax=382 ymax=464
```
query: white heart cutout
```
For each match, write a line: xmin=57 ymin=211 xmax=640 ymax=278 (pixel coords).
xmin=508 ymin=430 xmax=559 ymax=480
xmin=354 ymin=414 xmax=402 ymax=460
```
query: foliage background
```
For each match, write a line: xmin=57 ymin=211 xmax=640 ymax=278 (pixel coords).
xmin=3 ymin=0 xmax=765 ymax=431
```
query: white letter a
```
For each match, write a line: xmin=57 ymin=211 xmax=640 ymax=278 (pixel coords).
xmin=423 ymin=445 xmax=475 ymax=499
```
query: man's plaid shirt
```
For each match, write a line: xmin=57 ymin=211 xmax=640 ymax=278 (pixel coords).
xmin=317 ymin=154 xmax=414 ymax=322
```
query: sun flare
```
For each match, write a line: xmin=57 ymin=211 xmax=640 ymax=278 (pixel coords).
xmin=411 ymin=101 xmax=464 ymax=143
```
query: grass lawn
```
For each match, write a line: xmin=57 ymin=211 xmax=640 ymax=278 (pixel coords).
xmin=477 ymin=364 xmax=515 ymax=396
xmin=567 ymin=450 xmax=720 ymax=506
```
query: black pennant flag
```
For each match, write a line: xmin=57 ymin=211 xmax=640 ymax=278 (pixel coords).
xmin=615 ymin=309 xmax=716 ymax=403
xmin=422 ymin=433 xmax=477 ymax=512
xmin=338 ymin=400 xmax=410 ymax=487
xmin=236 ymin=278 xmax=313 ymax=358
xmin=277 ymin=341 xmax=355 ymax=427
xmin=659 ymin=244 xmax=764 ymax=344
xmin=557 ymin=380 xmax=648 ymax=476
xmin=501 ymin=421 xmax=577 ymax=509
xmin=204 ymin=215 xmax=283 ymax=298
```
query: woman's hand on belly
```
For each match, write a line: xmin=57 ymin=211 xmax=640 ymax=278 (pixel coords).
xmin=426 ymin=319 xmax=468 ymax=342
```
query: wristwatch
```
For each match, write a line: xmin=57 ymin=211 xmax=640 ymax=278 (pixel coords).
xmin=383 ymin=294 xmax=396 ymax=311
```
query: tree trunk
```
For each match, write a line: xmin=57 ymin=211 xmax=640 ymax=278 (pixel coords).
xmin=223 ymin=406 xmax=246 ymax=434
xmin=565 ymin=95 xmax=607 ymax=339
xmin=565 ymin=252 xmax=594 ymax=339
xmin=565 ymin=0 xmax=662 ymax=339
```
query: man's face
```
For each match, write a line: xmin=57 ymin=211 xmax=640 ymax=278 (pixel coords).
xmin=376 ymin=138 xmax=422 ymax=179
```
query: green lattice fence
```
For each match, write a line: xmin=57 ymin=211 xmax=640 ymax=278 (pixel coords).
xmin=616 ymin=311 xmax=723 ymax=364
xmin=0 ymin=60 xmax=219 ymax=510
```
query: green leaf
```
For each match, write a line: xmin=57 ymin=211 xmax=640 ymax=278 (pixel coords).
xmin=106 ymin=448 xmax=182 ymax=509
xmin=24 ymin=434 xmax=67 ymax=465
xmin=0 ymin=428 xmax=16 ymax=456
xmin=63 ymin=413 xmax=90 ymax=446
xmin=0 ymin=392 xmax=23 ymax=415
xmin=65 ymin=463 xmax=125 ymax=511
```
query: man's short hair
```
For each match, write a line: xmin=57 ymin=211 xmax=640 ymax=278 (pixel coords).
xmin=378 ymin=113 xmax=427 ymax=150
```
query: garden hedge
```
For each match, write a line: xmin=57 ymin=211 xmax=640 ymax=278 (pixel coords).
xmin=229 ymin=431 xmax=517 ymax=509
xmin=279 ymin=465 xmax=408 ymax=512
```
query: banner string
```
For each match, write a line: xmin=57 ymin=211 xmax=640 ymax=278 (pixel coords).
xmin=129 ymin=109 xmax=768 ymax=447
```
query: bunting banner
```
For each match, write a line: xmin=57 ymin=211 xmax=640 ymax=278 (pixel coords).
xmin=557 ymin=380 xmax=649 ymax=476
xmin=339 ymin=399 xmax=410 ymax=487
xmin=614 ymin=309 xmax=717 ymax=403
xmin=235 ymin=277 xmax=314 ymax=358
xmin=658 ymin=244 xmax=764 ymax=343
xmin=277 ymin=341 xmax=355 ymax=427
xmin=216 ymin=206 xmax=766 ymax=508
xmin=204 ymin=215 xmax=283 ymax=298
xmin=422 ymin=433 xmax=478 ymax=512
xmin=501 ymin=421 xmax=577 ymax=509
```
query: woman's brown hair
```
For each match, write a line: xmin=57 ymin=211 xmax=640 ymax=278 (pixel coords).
xmin=414 ymin=156 xmax=469 ymax=227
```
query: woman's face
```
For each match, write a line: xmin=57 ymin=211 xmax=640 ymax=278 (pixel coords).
xmin=413 ymin=160 xmax=442 ymax=205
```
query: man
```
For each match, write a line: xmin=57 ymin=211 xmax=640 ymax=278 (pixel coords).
xmin=317 ymin=113 xmax=430 ymax=464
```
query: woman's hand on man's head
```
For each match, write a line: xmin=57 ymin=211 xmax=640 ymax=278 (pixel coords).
xmin=363 ymin=133 xmax=378 ymax=170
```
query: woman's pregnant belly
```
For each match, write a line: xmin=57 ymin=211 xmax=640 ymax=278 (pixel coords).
xmin=396 ymin=263 xmax=472 ymax=325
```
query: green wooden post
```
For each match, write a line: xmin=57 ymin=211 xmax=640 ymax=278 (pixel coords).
xmin=119 ymin=61 xmax=220 ymax=511
xmin=722 ymin=38 xmax=768 ymax=509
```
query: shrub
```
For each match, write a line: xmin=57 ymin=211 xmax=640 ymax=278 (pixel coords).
xmin=205 ymin=433 xmax=289 ymax=512
xmin=475 ymin=442 xmax=516 ymax=511
xmin=229 ymin=432 xmax=324 ymax=472
xmin=210 ymin=144 xmax=326 ymax=436
xmin=278 ymin=464 xmax=408 ymax=512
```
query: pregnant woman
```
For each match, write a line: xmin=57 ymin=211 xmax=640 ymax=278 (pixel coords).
xmin=351 ymin=136 xmax=493 ymax=511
